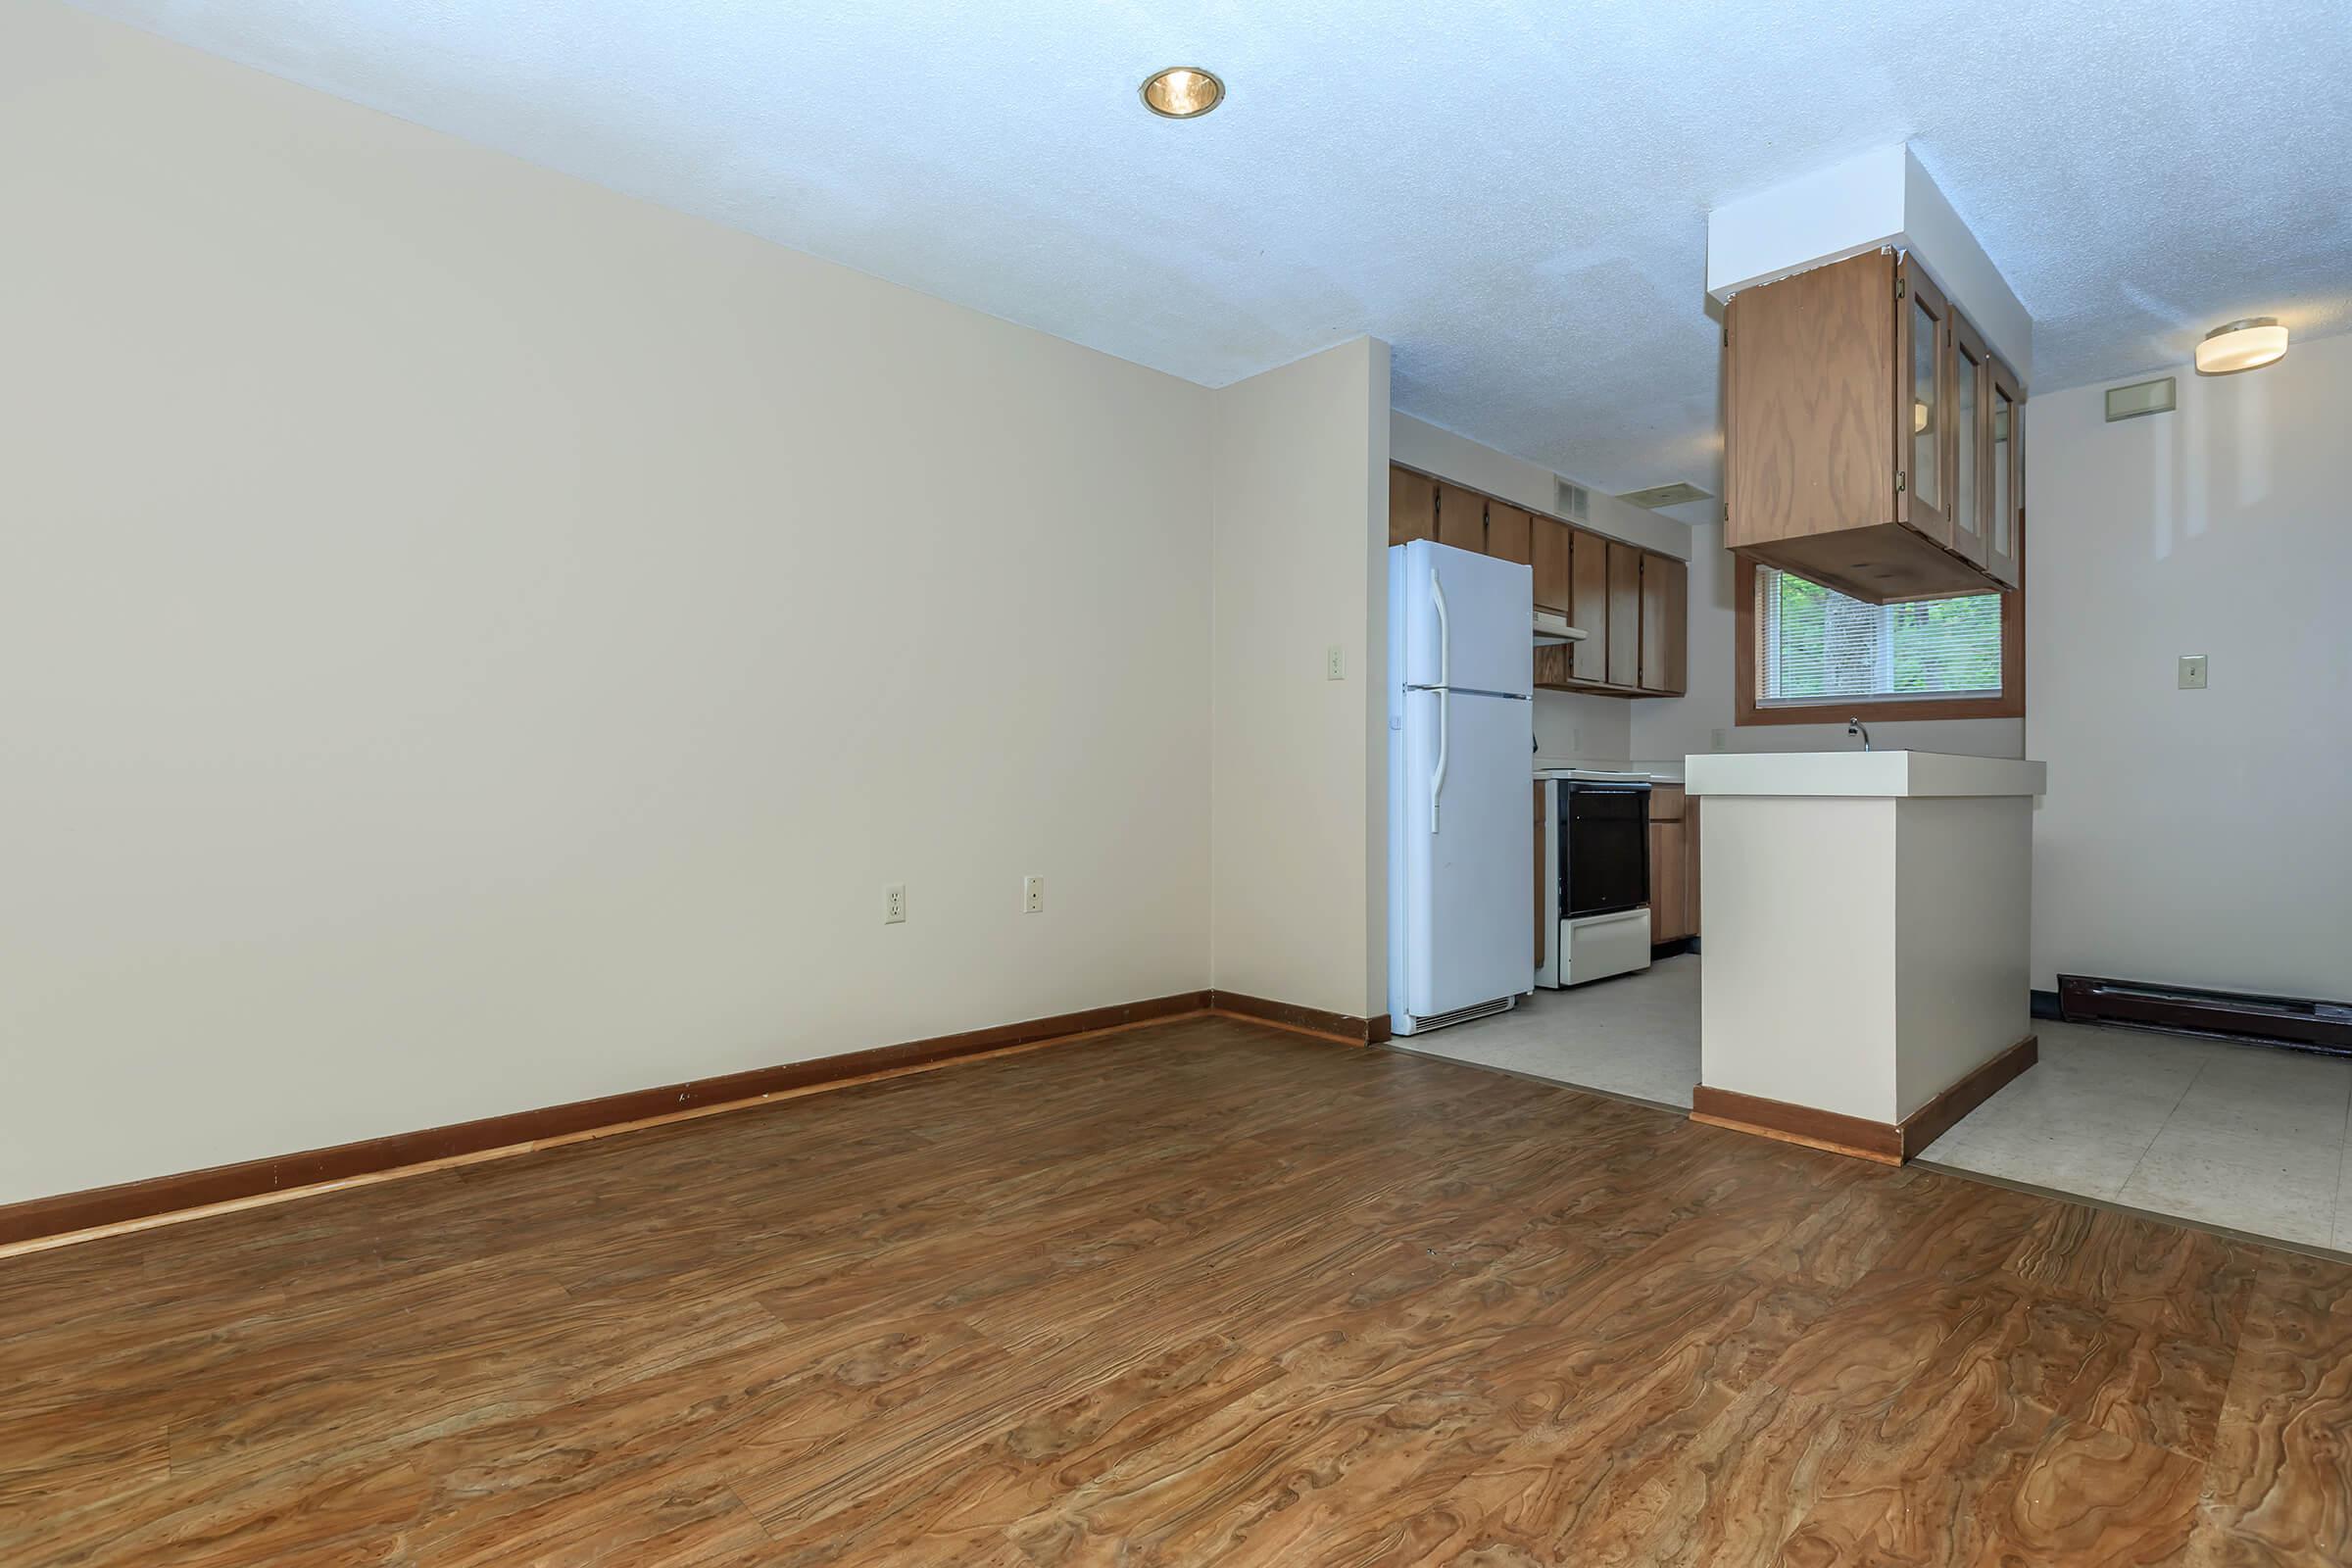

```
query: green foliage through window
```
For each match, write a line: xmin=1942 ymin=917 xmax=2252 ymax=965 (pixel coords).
xmin=1759 ymin=567 xmax=2001 ymax=704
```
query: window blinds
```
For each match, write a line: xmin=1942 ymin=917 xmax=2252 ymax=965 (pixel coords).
xmin=1756 ymin=566 xmax=2001 ymax=705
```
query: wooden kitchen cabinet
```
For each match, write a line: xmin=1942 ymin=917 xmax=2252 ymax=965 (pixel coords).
xmin=1724 ymin=248 xmax=2024 ymax=605
xmin=1984 ymin=359 xmax=2024 ymax=589
xmin=1531 ymin=516 xmax=1572 ymax=614
xmin=1638 ymin=551 xmax=1687 ymax=696
xmin=1389 ymin=466 xmax=1437 ymax=546
xmin=1605 ymin=541 xmax=1642 ymax=688
xmin=1947 ymin=311 xmax=1990 ymax=569
xmin=1649 ymin=821 xmax=1688 ymax=943
xmin=1685 ymin=797 xmax=1701 ymax=940
xmin=1533 ymin=782 xmax=1546 ymax=966
xmin=1568 ymin=530 xmax=1611 ymax=686
xmin=1484 ymin=501 xmax=1532 ymax=565
xmin=1647 ymin=785 xmax=1694 ymax=944
xmin=1435 ymin=481 xmax=1486 ymax=553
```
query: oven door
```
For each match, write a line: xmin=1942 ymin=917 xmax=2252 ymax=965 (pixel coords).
xmin=1560 ymin=783 xmax=1649 ymax=920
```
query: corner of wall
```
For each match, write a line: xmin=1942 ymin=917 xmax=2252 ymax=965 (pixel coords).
xmin=1205 ymin=337 xmax=1392 ymax=1021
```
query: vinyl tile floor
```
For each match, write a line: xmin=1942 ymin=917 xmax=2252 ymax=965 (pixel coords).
xmin=1919 ymin=1021 xmax=2352 ymax=1251
xmin=1402 ymin=956 xmax=2352 ymax=1253
xmin=1392 ymin=954 xmax=1703 ymax=1110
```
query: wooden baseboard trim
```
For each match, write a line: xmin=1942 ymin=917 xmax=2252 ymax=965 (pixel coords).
xmin=1691 ymin=1033 xmax=2038 ymax=1167
xmin=1896 ymin=1034 xmax=2037 ymax=1155
xmin=0 ymin=991 xmax=1213 ymax=1255
xmin=1208 ymin=991 xmax=1388 ymax=1046
xmin=1690 ymin=1089 xmax=1904 ymax=1165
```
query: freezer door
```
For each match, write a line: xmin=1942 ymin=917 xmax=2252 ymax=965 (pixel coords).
xmin=1397 ymin=688 xmax=1534 ymax=1019
xmin=1394 ymin=541 xmax=1534 ymax=698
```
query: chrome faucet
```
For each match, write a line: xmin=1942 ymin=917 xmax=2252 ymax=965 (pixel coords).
xmin=1848 ymin=717 xmax=1873 ymax=752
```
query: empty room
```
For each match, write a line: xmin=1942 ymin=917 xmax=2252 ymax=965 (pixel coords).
xmin=5 ymin=1 xmax=2350 ymax=1563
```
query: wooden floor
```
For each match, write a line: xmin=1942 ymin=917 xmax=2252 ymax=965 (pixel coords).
xmin=6 ymin=1016 xmax=2349 ymax=1566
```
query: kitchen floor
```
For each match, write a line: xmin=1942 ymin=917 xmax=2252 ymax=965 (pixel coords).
xmin=1399 ymin=956 xmax=2352 ymax=1254
xmin=1918 ymin=1023 xmax=2352 ymax=1251
xmin=1392 ymin=954 xmax=1701 ymax=1108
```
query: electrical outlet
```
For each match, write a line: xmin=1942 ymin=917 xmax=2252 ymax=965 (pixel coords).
xmin=883 ymin=883 xmax=906 ymax=924
xmin=1022 ymin=875 xmax=1044 ymax=914
xmin=2179 ymin=654 xmax=2209 ymax=691
xmin=1711 ymin=728 xmax=1728 ymax=752
xmin=1326 ymin=644 xmax=1346 ymax=681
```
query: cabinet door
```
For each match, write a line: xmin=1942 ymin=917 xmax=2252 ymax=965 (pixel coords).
xmin=1725 ymin=249 xmax=1897 ymax=552
xmin=1638 ymin=553 xmax=1687 ymax=695
xmin=1648 ymin=820 xmax=1688 ymax=942
xmin=1948 ymin=314 xmax=1989 ymax=566
xmin=1485 ymin=502 xmax=1532 ymax=565
xmin=1569 ymin=530 xmax=1609 ymax=684
xmin=1685 ymin=799 xmax=1700 ymax=939
xmin=1436 ymin=482 xmax=1486 ymax=552
xmin=1893 ymin=257 xmax=1955 ymax=550
xmin=1985 ymin=360 xmax=2024 ymax=589
xmin=1605 ymin=541 xmax=1642 ymax=689
xmin=1533 ymin=783 xmax=1546 ymax=966
xmin=1531 ymin=517 xmax=1572 ymax=615
xmin=1389 ymin=466 xmax=1437 ymax=546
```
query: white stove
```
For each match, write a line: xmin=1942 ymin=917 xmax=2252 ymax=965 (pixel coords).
xmin=1534 ymin=768 xmax=1658 ymax=989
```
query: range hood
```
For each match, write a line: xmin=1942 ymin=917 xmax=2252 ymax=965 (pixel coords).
xmin=1534 ymin=611 xmax=1588 ymax=647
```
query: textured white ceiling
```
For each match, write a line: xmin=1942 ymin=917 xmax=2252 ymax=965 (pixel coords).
xmin=68 ymin=0 xmax=2352 ymax=518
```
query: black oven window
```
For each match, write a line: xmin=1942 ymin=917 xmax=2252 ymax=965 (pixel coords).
xmin=1560 ymin=785 xmax=1649 ymax=920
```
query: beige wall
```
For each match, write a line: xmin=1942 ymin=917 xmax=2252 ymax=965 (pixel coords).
xmin=2027 ymin=333 xmax=2352 ymax=998
xmin=1210 ymin=341 xmax=1391 ymax=1017
xmin=0 ymin=3 xmax=1219 ymax=1204
xmin=1630 ymin=522 xmax=2027 ymax=764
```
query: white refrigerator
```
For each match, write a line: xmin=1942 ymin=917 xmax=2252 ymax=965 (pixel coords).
xmin=1387 ymin=540 xmax=1534 ymax=1036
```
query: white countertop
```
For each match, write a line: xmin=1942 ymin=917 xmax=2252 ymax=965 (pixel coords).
xmin=1684 ymin=750 xmax=2046 ymax=799
xmin=1533 ymin=758 xmax=1685 ymax=783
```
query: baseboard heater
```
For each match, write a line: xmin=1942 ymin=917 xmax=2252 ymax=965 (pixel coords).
xmin=2057 ymin=974 xmax=2352 ymax=1057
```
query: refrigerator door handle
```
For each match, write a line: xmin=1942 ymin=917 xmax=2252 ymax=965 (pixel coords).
xmin=1431 ymin=690 xmax=1447 ymax=832
xmin=1430 ymin=565 xmax=1449 ymax=688
xmin=1429 ymin=566 xmax=1449 ymax=833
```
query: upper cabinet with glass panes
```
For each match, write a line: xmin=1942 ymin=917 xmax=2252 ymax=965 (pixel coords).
xmin=1723 ymin=248 xmax=2023 ymax=604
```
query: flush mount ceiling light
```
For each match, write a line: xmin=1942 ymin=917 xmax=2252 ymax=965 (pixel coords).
xmin=2194 ymin=318 xmax=2288 ymax=375
xmin=1140 ymin=67 xmax=1224 ymax=119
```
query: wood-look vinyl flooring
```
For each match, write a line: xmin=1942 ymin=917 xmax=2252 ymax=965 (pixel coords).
xmin=5 ymin=1014 xmax=2348 ymax=1565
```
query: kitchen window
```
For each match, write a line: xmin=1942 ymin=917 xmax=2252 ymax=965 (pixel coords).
xmin=1735 ymin=558 xmax=2023 ymax=724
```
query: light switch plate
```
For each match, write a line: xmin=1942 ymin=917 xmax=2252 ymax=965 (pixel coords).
xmin=1326 ymin=644 xmax=1345 ymax=681
xmin=2179 ymin=654 xmax=2208 ymax=690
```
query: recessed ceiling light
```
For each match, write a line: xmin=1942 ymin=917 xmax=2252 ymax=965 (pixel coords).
xmin=1140 ymin=67 xmax=1224 ymax=120
xmin=2194 ymin=318 xmax=2288 ymax=375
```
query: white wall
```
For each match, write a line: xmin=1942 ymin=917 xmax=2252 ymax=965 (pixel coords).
xmin=1210 ymin=341 xmax=1391 ymax=1017
xmin=1699 ymin=797 xmax=1899 ymax=1121
xmin=2028 ymin=334 xmax=2352 ymax=998
xmin=1630 ymin=522 xmax=2027 ymax=763
xmin=0 ymin=3 xmax=1219 ymax=1204
xmin=1895 ymin=798 xmax=2033 ymax=1119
